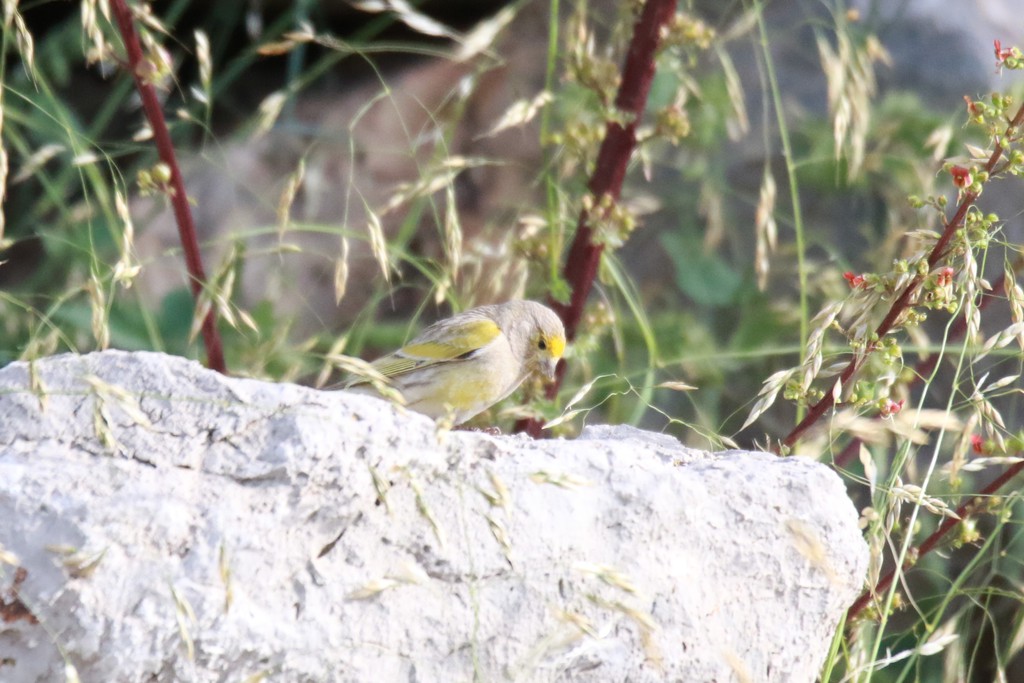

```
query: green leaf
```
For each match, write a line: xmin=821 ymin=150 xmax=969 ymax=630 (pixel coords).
xmin=661 ymin=231 xmax=742 ymax=307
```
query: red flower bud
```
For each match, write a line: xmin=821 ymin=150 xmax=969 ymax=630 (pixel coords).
xmin=843 ymin=271 xmax=866 ymax=288
xmin=880 ymin=398 xmax=905 ymax=417
xmin=995 ymin=39 xmax=1013 ymax=65
xmin=950 ymin=165 xmax=972 ymax=188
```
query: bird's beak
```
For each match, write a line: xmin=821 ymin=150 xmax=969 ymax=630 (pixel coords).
xmin=541 ymin=357 xmax=558 ymax=381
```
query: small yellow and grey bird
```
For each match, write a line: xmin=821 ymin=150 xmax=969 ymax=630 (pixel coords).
xmin=345 ymin=300 xmax=566 ymax=424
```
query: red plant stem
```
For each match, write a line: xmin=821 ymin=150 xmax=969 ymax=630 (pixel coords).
xmin=847 ymin=455 xmax=1024 ymax=620
xmin=553 ymin=0 xmax=678 ymax=339
xmin=516 ymin=0 xmax=679 ymax=436
xmin=110 ymin=0 xmax=226 ymax=374
xmin=783 ymin=102 xmax=1024 ymax=449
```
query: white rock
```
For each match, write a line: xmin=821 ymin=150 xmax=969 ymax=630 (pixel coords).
xmin=0 ymin=351 xmax=866 ymax=682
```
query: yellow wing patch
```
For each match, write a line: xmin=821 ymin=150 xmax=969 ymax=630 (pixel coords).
xmin=369 ymin=318 xmax=501 ymax=379
xmin=402 ymin=319 xmax=501 ymax=360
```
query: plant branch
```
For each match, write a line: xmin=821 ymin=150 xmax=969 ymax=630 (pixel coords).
xmin=516 ymin=0 xmax=679 ymax=436
xmin=847 ymin=455 xmax=1024 ymax=620
xmin=110 ymin=0 xmax=226 ymax=374
xmin=782 ymin=102 xmax=1024 ymax=449
xmin=833 ymin=261 xmax=1022 ymax=469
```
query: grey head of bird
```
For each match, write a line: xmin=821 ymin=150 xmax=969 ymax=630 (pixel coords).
xmin=487 ymin=300 xmax=566 ymax=381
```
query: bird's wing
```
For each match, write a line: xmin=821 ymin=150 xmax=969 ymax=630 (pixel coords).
xmin=371 ymin=317 xmax=502 ymax=378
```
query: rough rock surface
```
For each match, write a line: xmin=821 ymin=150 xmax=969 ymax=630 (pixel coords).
xmin=0 ymin=351 xmax=867 ymax=682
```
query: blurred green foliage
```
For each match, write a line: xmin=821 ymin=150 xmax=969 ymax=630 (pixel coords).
xmin=3 ymin=1 xmax=1024 ymax=678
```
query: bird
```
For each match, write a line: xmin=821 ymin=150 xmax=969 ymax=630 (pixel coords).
xmin=344 ymin=300 xmax=566 ymax=425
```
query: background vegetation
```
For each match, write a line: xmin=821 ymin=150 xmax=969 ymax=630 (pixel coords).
xmin=2 ymin=0 xmax=1024 ymax=680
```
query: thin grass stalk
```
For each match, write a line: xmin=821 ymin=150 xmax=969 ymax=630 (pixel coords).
xmin=753 ymin=0 xmax=809 ymax=404
xmin=542 ymin=0 xmax=561 ymax=290
xmin=110 ymin=0 xmax=226 ymax=373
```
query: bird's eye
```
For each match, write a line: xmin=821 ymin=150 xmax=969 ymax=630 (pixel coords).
xmin=538 ymin=339 xmax=547 ymax=351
